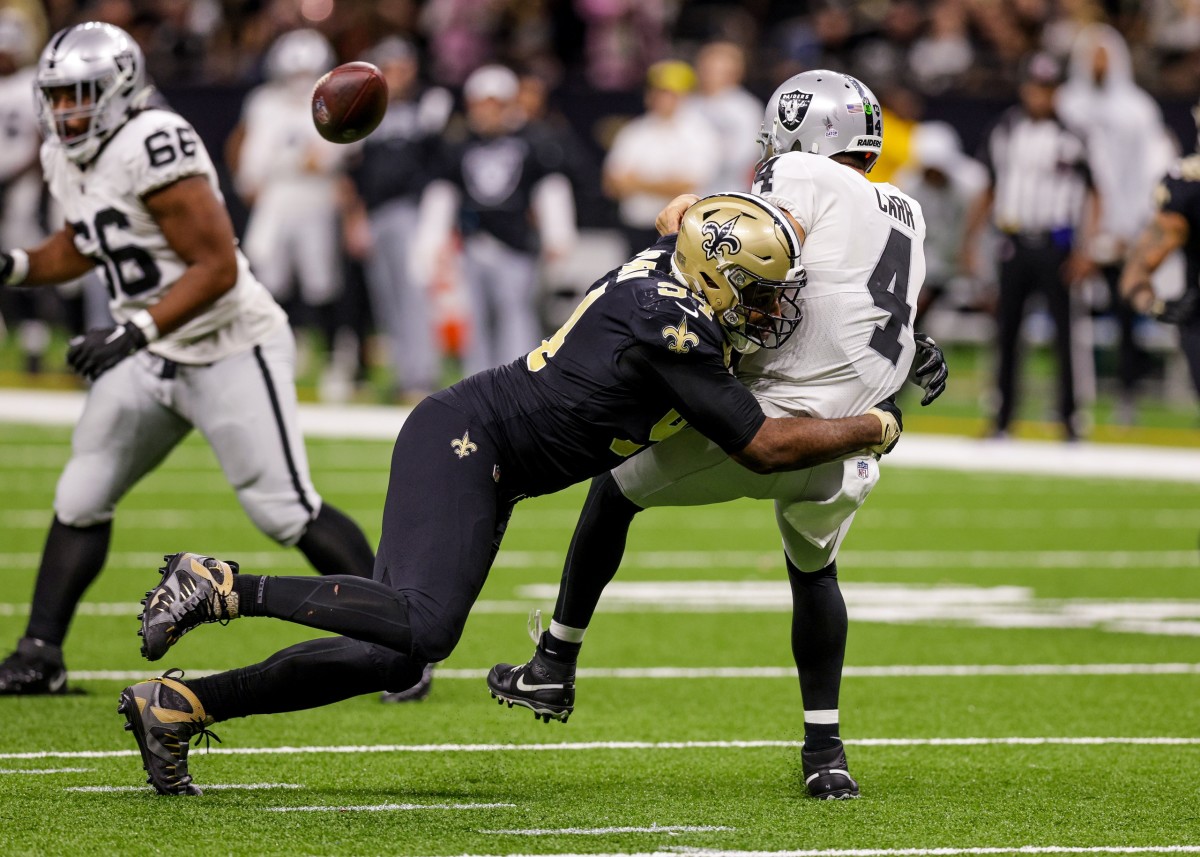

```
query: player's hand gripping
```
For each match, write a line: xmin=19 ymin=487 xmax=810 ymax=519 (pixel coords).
xmin=67 ymin=322 xmax=149 ymax=381
xmin=1151 ymin=289 xmax=1199 ymax=325
xmin=910 ymin=332 xmax=948 ymax=406
xmin=866 ymin=397 xmax=903 ymax=456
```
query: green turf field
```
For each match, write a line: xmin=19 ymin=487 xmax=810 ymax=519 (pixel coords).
xmin=1 ymin=423 xmax=1198 ymax=856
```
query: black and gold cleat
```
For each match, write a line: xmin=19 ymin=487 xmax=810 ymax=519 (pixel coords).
xmin=140 ymin=553 xmax=239 ymax=661
xmin=117 ymin=669 xmax=219 ymax=796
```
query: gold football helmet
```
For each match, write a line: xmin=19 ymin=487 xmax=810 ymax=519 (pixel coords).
xmin=673 ymin=192 xmax=805 ymax=351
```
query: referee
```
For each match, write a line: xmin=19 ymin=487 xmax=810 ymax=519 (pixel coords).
xmin=964 ymin=52 xmax=1101 ymax=441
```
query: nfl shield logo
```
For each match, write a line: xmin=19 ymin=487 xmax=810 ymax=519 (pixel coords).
xmin=857 ymin=460 xmax=870 ymax=479
xmin=778 ymin=90 xmax=813 ymax=132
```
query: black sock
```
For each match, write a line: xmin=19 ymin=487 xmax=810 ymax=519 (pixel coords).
xmin=231 ymin=573 xmax=412 ymax=654
xmin=295 ymin=504 xmax=374 ymax=578
xmin=803 ymin=720 xmax=841 ymax=752
xmin=539 ymin=631 xmax=581 ymax=663
xmin=553 ymin=472 xmax=642 ymax=628
xmin=786 ymin=558 xmax=847 ymax=713
xmin=187 ymin=636 xmax=415 ymax=721
xmin=24 ymin=518 xmax=112 ymax=647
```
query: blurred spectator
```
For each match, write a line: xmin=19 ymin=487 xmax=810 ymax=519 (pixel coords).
xmin=516 ymin=66 xmax=600 ymax=221
xmin=853 ymin=0 xmax=925 ymax=87
xmin=420 ymin=0 xmax=506 ymax=86
xmin=603 ymin=59 xmax=720 ymax=254
xmin=575 ymin=0 xmax=671 ymax=91
xmin=908 ymin=0 xmax=975 ymax=95
xmin=893 ymin=122 xmax=989 ymax=322
xmin=0 ymin=11 xmax=55 ymax=374
xmin=232 ymin=28 xmax=351 ymax=396
xmin=871 ymin=85 xmax=922 ymax=185
xmin=345 ymin=37 xmax=453 ymax=402
xmin=1058 ymin=24 xmax=1176 ymax=425
xmin=413 ymin=64 xmax=577 ymax=376
xmin=963 ymin=53 xmax=1100 ymax=441
xmin=683 ymin=41 xmax=762 ymax=195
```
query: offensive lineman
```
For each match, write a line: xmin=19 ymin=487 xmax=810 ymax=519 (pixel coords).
xmin=0 ymin=23 xmax=374 ymax=695
xmin=118 ymin=192 xmax=906 ymax=796
xmin=488 ymin=70 xmax=943 ymax=800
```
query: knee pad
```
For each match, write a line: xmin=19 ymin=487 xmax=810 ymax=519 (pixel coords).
xmin=54 ymin=462 xmax=117 ymax=528
xmin=241 ymin=489 xmax=321 ymax=546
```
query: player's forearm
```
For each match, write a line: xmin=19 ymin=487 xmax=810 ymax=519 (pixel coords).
xmin=145 ymin=259 xmax=238 ymax=336
xmin=7 ymin=227 xmax=96 ymax=287
xmin=732 ymin=413 xmax=885 ymax=474
xmin=1120 ymin=213 xmax=1188 ymax=310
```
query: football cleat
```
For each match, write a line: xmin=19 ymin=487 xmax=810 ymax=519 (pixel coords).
xmin=140 ymin=552 xmax=239 ymax=661
xmin=487 ymin=650 xmax=575 ymax=723
xmin=0 ymin=638 xmax=67 ymax=695
xmin=380 ymin=663 xmax=434 ymax=704
xmin=117 ymin=669 xmax=219 ymax=796
xmin=802 ymin=742 xmax=860 ymax=800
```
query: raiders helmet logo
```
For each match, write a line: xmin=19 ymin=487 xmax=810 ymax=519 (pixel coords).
xmin=778 ymin=90 xmax=812 ymax=132
xmin=701 ymin=215 xmax=741 ymax=260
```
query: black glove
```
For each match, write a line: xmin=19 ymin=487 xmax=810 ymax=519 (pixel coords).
xmin=1152 ymin=290 xmax=1199 ymax=325
xmin=866 ymin=396 xmax=903 ymax=455
xmin=66 ymin=321 xmax=148 ymax=381
xmin=910 ymin=332 xmax=948 ymax=406
xmin=0 ymin=251 xmax=13 ymax=284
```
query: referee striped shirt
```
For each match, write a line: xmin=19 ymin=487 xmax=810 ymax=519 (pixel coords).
xmin=980 ymin=106 xmax=1094 ymax=234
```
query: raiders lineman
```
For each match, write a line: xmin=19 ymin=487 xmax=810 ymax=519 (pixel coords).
xmin=0 ymin=23 xmax=374 ymax=695
xmin=488 ymin=70 xmax=946 ymax=800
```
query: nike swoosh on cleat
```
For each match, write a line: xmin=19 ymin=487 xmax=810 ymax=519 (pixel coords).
xmin=47 ymin=672 xmax=67 ymax=693
xmin=516 ymin=673 xmax=563 ymax=692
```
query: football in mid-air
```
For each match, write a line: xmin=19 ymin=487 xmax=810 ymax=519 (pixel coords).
xmin=311 ymin=62 xmax=388 ymax=143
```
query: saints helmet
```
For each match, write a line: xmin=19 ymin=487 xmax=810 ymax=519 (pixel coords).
xmin=673 ymin=193 xmax=805 ymax=351
xmin=759 ymin=70 xmax=883 ymax=172
xmin=36 ymin=22 xmax=149 ymax=166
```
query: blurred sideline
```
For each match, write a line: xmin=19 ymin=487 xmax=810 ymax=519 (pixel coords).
xmin=1 ymin=390 xmax=1197 ymax=484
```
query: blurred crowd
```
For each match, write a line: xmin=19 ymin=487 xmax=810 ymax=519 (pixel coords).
xmin=0 ymin=0 xmax=1198 ymax=432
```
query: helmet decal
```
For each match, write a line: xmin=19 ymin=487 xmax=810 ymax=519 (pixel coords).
xmin=777 ymin=90 xmax=812 ymax=132
xmin=700 ymin=215 xmax=742 ymax=260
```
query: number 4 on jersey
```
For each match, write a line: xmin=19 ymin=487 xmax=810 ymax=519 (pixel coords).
xmin=866 ymin=228 xmax=913 ymax=366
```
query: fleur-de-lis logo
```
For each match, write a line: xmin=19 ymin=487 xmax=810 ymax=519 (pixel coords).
xmin=700 ymin=215 xmax=741 ymax=260
xmin=662 ymin=317 xmax=700 ymax=354
xmin=451 ymin=431 xmax=478 ymax=459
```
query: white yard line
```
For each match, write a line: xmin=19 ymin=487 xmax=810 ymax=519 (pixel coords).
xmin=3 ymin=737 xmax=1200 ymax=762
xmin=425 ymin=848 xmax=1200 ymax=857
xmin=264 ymin=802 xmax=514 ymax=812
xmin=0 ymin=767 xmax=91 ymax=774
xmin=2 ymin=389 xmax=1197 ymax=483
xmin=55 ymin=663 xmax=1200 ymax=683
xmin=480 ymin=826 xmax=733 ymax=836
xmin=66 ymin=782 xmax=302 ymax=792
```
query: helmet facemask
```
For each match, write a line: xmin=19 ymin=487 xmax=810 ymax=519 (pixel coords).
xmin=711 ymin=264 xmax=805 ymax=351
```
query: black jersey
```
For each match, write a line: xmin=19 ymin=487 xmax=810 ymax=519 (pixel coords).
xmin=434 ymin=125 xmax=565 ymax=253
xmin=1158 ymin=155 xmax=1200 ymax=298
xmin=433 ymin=237 xmax=766 ymax=498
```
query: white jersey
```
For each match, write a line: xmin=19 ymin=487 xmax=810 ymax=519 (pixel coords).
xmin=742 ymin=152 xmax=926 ymax=418
xmin=42 ymin=108 xmax=286 ymax=364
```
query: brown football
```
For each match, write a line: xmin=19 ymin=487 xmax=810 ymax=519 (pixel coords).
xmin=311 ymin=61 xmax=389 ymax=143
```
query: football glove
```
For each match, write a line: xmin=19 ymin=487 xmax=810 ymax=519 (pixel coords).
xmin=67 ymin=322 xmax=148 ymax=381
xmin=1151 ymin=289 xmax=1199 ymax=325
xmin=866 ymin=397 xmax=902 ymax=456
xmin=910 ymin=332 xmax=948 ymax=406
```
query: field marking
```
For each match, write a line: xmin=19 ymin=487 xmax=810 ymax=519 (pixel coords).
xmin=264 ymin=802 xmax=514 ymax=813
xmin=0 ymin=767 xmax=91 ymax=775
xmin=4 ymin=389 xmax=1199 ymax=482
xmin=436 ymin=848 xmax=1200 ymax=856
xmin=0 ymin=549 xmax=1195 ymax=573
xmin=66 ymin=782 xmax=302 ymax=793
xmin=57 ymin=663 xmax=1200 ymax=683
xmin=4 ymin=737 xmax=1200 ymax=762
xmin=480 ymin=825 xmax=734 ymax=836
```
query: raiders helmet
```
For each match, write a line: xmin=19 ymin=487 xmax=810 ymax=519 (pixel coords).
xmin=36 ymin=22 xmax=150 ymax=166
xmin=759 ymin=70 xmax=883 ymax=172
xmin=672 ymin=193 xmax=805 ymax=352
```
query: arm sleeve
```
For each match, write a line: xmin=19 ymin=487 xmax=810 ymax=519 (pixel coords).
xmin=1158 ymin=173 xmax=1198 ymax=221
xmin=622 ymin=343 xmax=765 ymax=454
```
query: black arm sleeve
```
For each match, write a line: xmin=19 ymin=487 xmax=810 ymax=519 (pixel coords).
xmin=621 ymin=343 xmax=765 ymax=454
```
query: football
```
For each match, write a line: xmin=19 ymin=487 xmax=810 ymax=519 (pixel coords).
xmin=311 ymin=61 xmax=389 ymax=143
